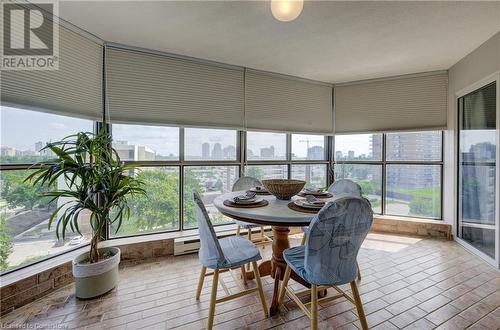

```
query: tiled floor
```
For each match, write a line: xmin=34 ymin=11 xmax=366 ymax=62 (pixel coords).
xmin=1 ymin=233 xmax=499 ymax=330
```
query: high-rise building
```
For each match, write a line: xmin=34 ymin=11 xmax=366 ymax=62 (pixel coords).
xmin=223 ymin=145 xmax=236 ymax=160
xmin=202 ymin=143 xmax=210 ymax=159
xmin=260 ymin=146 xmax=275 ymax=158
xmin=212 ymin=143 xmax=223 ymax=159
xmin=307 ymin=146 xmax=324 ymax=159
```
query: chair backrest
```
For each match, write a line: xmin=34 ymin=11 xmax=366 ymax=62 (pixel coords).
xmin=328 ymin=179 xmax=362 ymax=197
xmin=305 ymin=196 xmax=373 ymax=285
xmin=192 ymin=189 xmax=225 ymax=266
xmin=232 ymin=176 xmax=262 ymax=192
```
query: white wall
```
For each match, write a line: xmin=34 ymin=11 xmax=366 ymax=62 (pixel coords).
xmin=445 ymin=31 xmax=500 ymax=234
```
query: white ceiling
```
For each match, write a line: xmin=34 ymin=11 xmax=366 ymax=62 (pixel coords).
xmin=60 ymin=1 xmax=500 ymax=83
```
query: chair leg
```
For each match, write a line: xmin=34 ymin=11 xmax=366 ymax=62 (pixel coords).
xmin=278 ymin=265 xmax=292 ymax=305
xmin=240 ymin=265 xmax=247 ymax=285
xmin=196 ymin=266 xmax=206 ymax=300
xmin=311 ymin=284 xmax=318 ymax=330
xmin=252 ymin=261 xmax=269 ymax=317
xmin=247 ymin=228 xmax=252 ymax=241
xmin=260 ymin=226 xmax=265 ymax=244
xmin=350 ymin=281 xmax=368 ymax=330
xmin=207 ymin=269 xmax=219 ymax=330
xmin=300 ymin=232 xmax=307 ymax=245
xmin=357 ymin=261 xmax=362 ymax=281
xmin=236 ymin=225 xmax=241 ymax=236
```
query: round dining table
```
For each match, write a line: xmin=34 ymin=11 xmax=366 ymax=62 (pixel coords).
xmin=213 ymin=191 xmax=340 ymax=316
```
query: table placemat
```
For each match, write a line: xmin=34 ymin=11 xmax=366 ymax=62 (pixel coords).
xmin=287 ymin=202 xmax=320 ymax=214
xmin=223 ymin=200 xmax=269 ymax=208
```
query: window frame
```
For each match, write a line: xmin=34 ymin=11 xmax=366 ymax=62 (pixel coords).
xmin=333 ymin=132 xmax=444 ymax=219
xmin=243 ymin=132 xmax=332 ymax=189
xmin=0 ymin=114 xmax=445 ymax=276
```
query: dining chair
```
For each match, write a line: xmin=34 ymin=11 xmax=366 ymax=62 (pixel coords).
xmin=279 ymin=196 xmax=373 ymax=330
xmin=192 ymin=190 xmax=269 ymax=329
xmin=301 ymin=179 xmax=362 ymax=242
xmin=300 ymin=179 xmax=363 ymax=280
xmin=232 ymin=176 xmax=272 ymax=245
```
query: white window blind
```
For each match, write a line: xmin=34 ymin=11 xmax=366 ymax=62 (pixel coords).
xmin=334 ymin=72 xmax=448 ymax=133
xmin=105 ymin=46 xmax=245 ymax=129
xmin=1 ymin=24 xmax=103 ymax=121
xmin=244 ymin=70 xmax=333 ymax=134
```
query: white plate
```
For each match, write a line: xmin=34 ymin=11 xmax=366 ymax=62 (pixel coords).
xmin=294 ymin=199 xmax=324 ymax=209
xmin=233 ymin=197 xmax=263 ymax=205
xmin=301 ymin=190 xmax=329 ymax=196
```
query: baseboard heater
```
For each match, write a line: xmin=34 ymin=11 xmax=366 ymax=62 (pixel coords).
xmin=174 ymin=227 xmax=274 ymax=256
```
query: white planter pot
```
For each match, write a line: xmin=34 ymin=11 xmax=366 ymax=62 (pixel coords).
xmin=72 ymin=247 xmax=120 ymax=299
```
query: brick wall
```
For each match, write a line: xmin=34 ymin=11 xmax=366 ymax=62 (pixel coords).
xmin=0 ymin=238 xmax=174 ymax=316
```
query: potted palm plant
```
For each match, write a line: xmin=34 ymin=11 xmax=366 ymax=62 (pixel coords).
xmin=26 ymin=129 xmax=145 ymax=299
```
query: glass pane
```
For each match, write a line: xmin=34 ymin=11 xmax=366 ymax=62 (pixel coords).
xmin=246 ymin=131 xmax=287 ymax=161
xmin=291 ymin=164 xmax=327 ymax=189
xmin=184 ymin=128 xmax=237 ymax=161
xmin=386 ymin=131 xmax=442 ymax=161
xmin=245 ymin=165 xmax=287 ymax=181
xmin=334 ymin=164 xmax=382 ymax=214
xmin=386 ymin=164 xmax=441 ymax=219
xmin=291 ymin=134 xmax=325 ymax=160
xmin=458 ymin=82 xmax=496 ymax=259
xmin=334 ymin=134 xmax=382 ymax=161
xmin=1 ymin=107 xmax=93 ymax=164
xmin=111 ymin=167 xmax=180 ymax=237
xmin=0 ymin=170 xmax=92 ymax=273
xmin=183 ymin=166 xmax=238 ymax=229
xmin=112 ymin=124 xmax=179 ymax=161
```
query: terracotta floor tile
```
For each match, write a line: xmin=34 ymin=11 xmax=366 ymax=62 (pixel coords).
xmin=3 ymin=234 xmax=499 ymax=330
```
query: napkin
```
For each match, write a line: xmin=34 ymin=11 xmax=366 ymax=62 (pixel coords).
xmin=234 ymin=191 xmax=257 ymax=202
xmin=306 ymin=195 xmax=325 ymax=205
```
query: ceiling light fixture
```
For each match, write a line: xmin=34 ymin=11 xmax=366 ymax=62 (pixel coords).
xmin=271 ymin=0 xmax=304 ymax=22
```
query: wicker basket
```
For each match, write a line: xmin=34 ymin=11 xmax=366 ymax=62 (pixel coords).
xmin=261 ymin=179 xmax=306 ymax=200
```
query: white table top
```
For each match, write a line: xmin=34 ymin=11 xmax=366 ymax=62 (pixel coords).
xmin=213 ymin=191 xmax=343 ymax=227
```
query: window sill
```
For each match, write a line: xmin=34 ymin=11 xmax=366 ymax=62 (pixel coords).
xmin=0 ymin=223 xmax=247 ymax=288
xmin=372 ymin=215 xmax=452 ymax=239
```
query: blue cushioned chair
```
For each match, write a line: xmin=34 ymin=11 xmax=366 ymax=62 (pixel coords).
xmin=232 ymin=176 xmax=272 ymax=245
xmin=280 ymin=196 xmax=373 ymax=330
xmin=300 ymin=179 xmax=363 ymax=280
xmin=193 ymin=190 xmax=269 ymax=329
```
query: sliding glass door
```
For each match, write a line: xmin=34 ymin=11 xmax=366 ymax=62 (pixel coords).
xmin=458 ymin=81 xmax=498 ymax=264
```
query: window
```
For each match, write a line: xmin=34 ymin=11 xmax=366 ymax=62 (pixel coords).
xmin=386 ymin=164 xmax=441 ymax=218
xmin=184 ymin=128 xmax=237 ymax=161
xmin=0 ymin=108 xmax=94 ymax=273
xmin=291 ymin=164 xmax=327 ymax=189
xmin=245 ymin=165 xmax=287 ymax=180
xmin=110 ymin=167 xmax=180 ymax=237
xmin=291 ymin=134 xmax=325 ymax=160
xmin=1 ymin=107 xmax=93 ymax=164
xmin=334 ymin=134 xmax=382 ymax=161
xmin=112 ymin=124 xmax=179 ymax=161
xmin=334 ymin=164 xmax=382 ymax=214
xmin=246 ymin=132 xmax=287 ymax=161
xmin=334 ymin=132 xmax=442 ymax=219
xmin=183 ymin=166 xmax=239 ymax=229
xmin=387 ymin=131 xmax=442 ymax=161
xmin=458 ymin=82 xmax=497 ymax=259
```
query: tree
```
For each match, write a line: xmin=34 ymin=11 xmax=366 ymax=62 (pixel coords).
xmin=0 ymin=214 xmax=12 ymax=271
xmin=124 ymin=169 xmax=180 ymax=231
xmin=245 ymin=166 xmax=265 ymax=180
xmin=0 ymin=171 xmax=54 ymax=210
